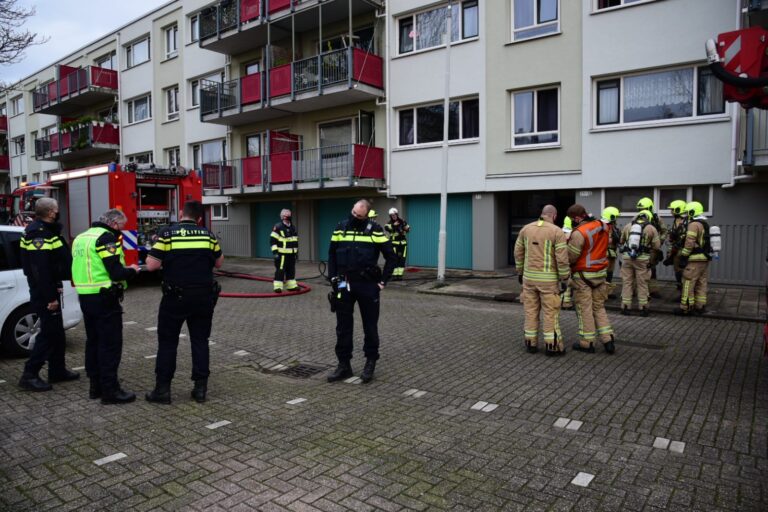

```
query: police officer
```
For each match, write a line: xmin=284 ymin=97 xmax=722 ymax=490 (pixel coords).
xmin=145 ymin=201 xmax=223 ymax=404
xmin=384 ymin=207 xmax=410 ymax=280
xmin=675 ymin=201 xmax=711 ymax=316
xmin=17 ymin=198 xmax=78 ymax=392
xmin=566 ymin=204 xmax=615 ymax=354
xmin=71 ymin=209 xmax=140 ymax=404
xmin=271 ymin=208 xmax=299 ymax=293
xmin=636 ymin=197 xmax=667 ymax=299
xmin=664 ymin=199 xmax=688 ymax=296
xmin=513 ymin=205 xmax=570 ymax=355
xmin=619 ymin=210 xmax=661 ymax=316
xmin=327 ymin=199 xmax=397 ymax=384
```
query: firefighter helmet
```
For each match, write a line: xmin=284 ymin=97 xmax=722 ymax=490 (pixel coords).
xmin=636 ymin=197 xmax=654 ymax=212
xmin=636 ymin=210 xmax=653 ymax=223
xmin=388 ymin=207 xmax=398 ymax=216
xmin=685 ymin=201 xmax=704 ymax=218
xmin=601 ymin=206 xmax=620 ymax=223
xmin=563 ymin=216 xmax=573 ymax=232
xmin=368 ymin=209 xmax=377 ymax=219
xmin=668 ymin=199 xmax=687 ymax=216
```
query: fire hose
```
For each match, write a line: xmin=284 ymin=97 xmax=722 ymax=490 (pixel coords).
xmin=214 ymin=270 xmax=312 ymax=298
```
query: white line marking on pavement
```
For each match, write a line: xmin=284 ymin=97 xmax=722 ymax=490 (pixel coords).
xmin=145 ymin=327 xmax=157 ymax=331
xmin=270 ymin=364 xmax=287 ymax=371
xmin=179 ymin=334 xmax=187 ymax=338
xmin=233 ymin=350 xmax=249 ymax=356
xmin=571 ymin=472 xmax=594 ymax=487
xmin=0 ymin=380 xmax=6 ymax=384
xmin=123 ymin=321 xmax=137 ymax=325
xmin=470 ymin=401 xmax=488 ymax=411
xmin=205 ymin=420 xmax=231 ymax=430
xmin=286 ymin=398 xmax=307 ymax=405
xmin=653 ymin=437 xmax=670 ymax=450
xmin=412 ymin=391 xmax=427 ymax=398
xmin=94 ymin=453 xmax=127 ymax=466
xmin=553 ymin=417 xmax=570 ymax=428
xmin=481 ymin=403 xmax=498 ymax=413
xmin=72 ymin=366 xmax=85 ymax=371
xmin=344 ymin=376 xmax=361 ymax=384
xmin=669 ymin=441 xmax=686 ymax=454
xmin=144 ymin=355 xmax=157 ymax=359
xmin=208 ymin=341 xmax=216 ymax=346
xmin=566 ymin=420 xmax=583 ymax=431
xmin=403 ymin=389 xmax=418 ymax=396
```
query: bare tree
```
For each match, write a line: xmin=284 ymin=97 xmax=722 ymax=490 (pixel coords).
xmin=0 ymin=1 xmax=48 ymax=65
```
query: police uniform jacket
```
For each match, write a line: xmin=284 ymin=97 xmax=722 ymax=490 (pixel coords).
xmin=270 ymin=222 xmax=298 ymax=255
xmin=21 ymin=219 xmax=72 ymax=304
xmin=328 ymin=216 xmax=397 ymax=284
xmin=149 ymin=220 xmax=222 ymax=286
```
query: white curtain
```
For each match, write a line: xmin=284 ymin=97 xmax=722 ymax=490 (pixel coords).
xmin=416 ymin=7 xmax=447 ymax=50
xmin=598 ymin=86 xmax=619 ymax=124
xmin=624 ymin=69 xmax=692 ymax=109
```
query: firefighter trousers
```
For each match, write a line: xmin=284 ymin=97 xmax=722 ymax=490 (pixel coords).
xmin=621 ymin=258 xmax=651 ymax=310
xmin=392 ymin=243 xmax=407 ymax=277
xmin=335 ymin=281 xmax=381 ymax=362
xmin=572 ymin=276 xmax=613 ymax=348
xmin=274 ymin=253 xmax=297 ymax=290
xmin=680 ymin=261 xmax=709 ymax=312
xmin=522 ymin=279 xmax=563 ymax=352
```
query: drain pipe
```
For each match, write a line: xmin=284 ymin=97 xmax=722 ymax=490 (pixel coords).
xmin=383 ymin=3 xmax=391 ymax=198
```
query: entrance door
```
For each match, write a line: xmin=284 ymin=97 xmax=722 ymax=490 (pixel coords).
xmin=507 ymin=190 xmax=575 ymax=266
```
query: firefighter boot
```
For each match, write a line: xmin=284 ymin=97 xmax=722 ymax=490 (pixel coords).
xmin=89 ymin=379 xmax=102 ymax=399
xmin=572 ymin=342 xmax=596 ymax=354
xmin=327 ymin=361 xmax=353 ymax=382
xmin=525 ymin=340 xmax=538 ymax=354
xmin=18 ymin=372 xmax=52 ymax=392
xmin=360 ymin=359 xmax=376 ymax=384
xmin=191 ymin=379 xmax=207 ymax=403
xmin=145 ymin=381 xmax=171 ymax=405
xmin=641 ymin=308 xmax=649 ymax=317
xmin=604 ymin=335 xmax=616 ymax=355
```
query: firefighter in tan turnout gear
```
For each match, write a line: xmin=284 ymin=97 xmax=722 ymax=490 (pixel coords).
xmin=675 ymin=201 xmax=716 ymax=316
xmin=619 ymin=210 xmax=661 ymax=316
xmin=514 ymin=205 xmax=570 ymax=356
xmin=566 ymin=204 xmax=615 ymax=355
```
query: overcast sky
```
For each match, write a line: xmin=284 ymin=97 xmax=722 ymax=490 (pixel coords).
xmin=0 ymin=0 xmax=168 ymax=84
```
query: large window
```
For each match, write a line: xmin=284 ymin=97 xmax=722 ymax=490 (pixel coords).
xmin=398 ymin=1 xmax=479 ymax=55
xmin=127 ymin=95 xmax=151 ymax=124
xmin=595 ymin=0 xmax=653 ymax=11
xmin=11 ymin=96 xmax=23 ymax=116
xmin=165 ymin=24 xmax=178 ymax=59
xmin=604 ymin=186 xmax=712 ymax=215
xmin=165 ymin=86 xmax=179 ymax=121
xmin=511 ymin=87 xmax=559 ymax=147
xmin=595 ymin=65 xmax=726 ymax=127
xmin=192 ymin=140 xmax=226 ymax=169
xmin=126 ymin=37 xmax=150 ymax=68
xmin=398 ymin=97 xmax=479 ymax=146
xmin=127 ymin=152 xmax=153 ymax=164
xmin=512 ymin=0 xmax=559 ymax=42
xmin=95 ymin=51 xmax=116 ymax=70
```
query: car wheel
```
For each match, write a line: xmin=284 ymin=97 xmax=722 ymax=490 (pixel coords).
xmin=1 ymin=304 xmax=39 ymax=357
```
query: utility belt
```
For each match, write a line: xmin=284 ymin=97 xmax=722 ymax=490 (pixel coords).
xmin=99 ymin=283 xmax=125 ymax=302
xmin=162 ymin=280 xmax=221 ymax=302
xmin=327 ymin=267 xmax=382 ymax=312
xmin=341 ymin=266 xmax=382 ymax=283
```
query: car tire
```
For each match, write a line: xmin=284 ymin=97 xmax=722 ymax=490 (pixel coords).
xmin=1 ymin=304 xmax=39 ymax=357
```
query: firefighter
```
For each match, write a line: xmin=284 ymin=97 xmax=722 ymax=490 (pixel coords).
xmin=513 ymin=205 xmax=570 ymax=355
xmin=384 ymin=207 xmax=410 ymax=280
xmin=675 ymin=201 xmax=711 ymax=316
xmin=145 ymin=201 xmax=223 ymax=404
xmin=566 ymin=204 xmax=615 ymax=354
xmin=326 ymin=199 xmax=397 ymax=384
xmin=271 ymin=208 xmax=299 ymax=293
xmin=602 ymin=206 xmax=621 ymax=299
xmin=663 ymin=199 xmax=688 ymax=296
xmin=561 ymin=216 xmax=574 ymax=309
xmin=636 ymin=197 xmax=666 ymax=300
xmin=71 ymin=209 xmax=141 ymax=404
xmin=17 ymin=198 xmax=77 ymax=392
xmin=619 ymin=210 xmax=661 ymax=316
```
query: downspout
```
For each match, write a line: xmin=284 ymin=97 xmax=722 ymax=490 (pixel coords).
xmin=384 ymin=2 xmax=391 ymax=197
xmin=116 ymin=31 xmax=123 ymax=165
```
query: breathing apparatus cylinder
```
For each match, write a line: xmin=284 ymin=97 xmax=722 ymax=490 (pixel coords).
xmin=627 ymin=223 xmax=643 ymax=259
xmin=709 ymin=225 xmax=721 ymax=260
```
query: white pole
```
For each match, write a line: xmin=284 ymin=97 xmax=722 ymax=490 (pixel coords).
xmin=437 ymin=5 xmax=452 ymax=283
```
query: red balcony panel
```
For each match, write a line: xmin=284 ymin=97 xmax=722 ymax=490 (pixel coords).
xmin=0 ymin=155 xmax=9 ymax=171
xmin=61 ymin=132 xmax=72 ymax=150
xmin=0 ymin=115 xmax=7 ymax=132
xmin=268 ymin=0 xmax=290 ymax=14
xmin=353 ymin=49 xmax=383 ymax=89
xmin=241 ymin=73 xmax=262 ymax=105
xmin=93 ymin=124 xmax=119 ymax=145
xmin=241 ymin=0 xmax=260 ymax=23
xmin=242 ymin=156 xmax=262 ymax=186
xmin=269 ymin=64 xmax=292 ymax=98
xmin=50 ymin=133 xmax=61 ymax=153
xmin=47 ymin=82 xmax=57 ymax=101
xmin=270 ymin=152 xmax=292 ymax=183
xmin=353 ymin=145 xmax=384 ymax=179
xmin=202 ymin=163 xmax=234 ymax=189
xmin=90 ymin=67 xmax=118 ymax=90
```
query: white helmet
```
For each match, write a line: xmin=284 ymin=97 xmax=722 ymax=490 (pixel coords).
xmin=388 ymin=207 xmax=398 ymax=215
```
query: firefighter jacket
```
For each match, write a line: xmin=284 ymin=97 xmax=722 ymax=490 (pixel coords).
xmin=72 ymin=223 xmax=136 ymax=295
xmin=651 ymin=212 xmax=668 ymax=240
xmin=328 ymin=215 xmax=397 ymax=284
xmin=667 ymin=217 xmax=687 ymax=249
xmin=514 ymin=218 xmax=570 ymax=283
xmin=149 ymin=220 xmax=222 ymax=286
xmin=20 ymin=219 xmax=71 ymax=304
xmin=271 ymin=221 xmax=298 ymax=255
xmin=568 ymin=218 xmax=610 ymax=277
xmin=681 ymin=217 xmax=711 ymax=262
xmin=607 ymin=223 xmax=621 ymax=259
xmin=619 ymin=222 xmax=661 ymax=262
xmin=384 ymin=216 xmax=410 ymax=245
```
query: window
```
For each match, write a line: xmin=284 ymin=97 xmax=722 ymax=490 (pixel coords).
xmin=0 ymin=231 xmax=23 ymax=271
xmin=166 ymin=147 xmax=181 ymax=167
xmin=246 ymin=134 xmax=262 ymax=157
xmin=595 ymin=65 xmax=726 ymax=127
xmin=165 ymin=86 xmax=179 ymax=121
xmin=398 ymin=1 xmax=479 ymax=55
xmin=190 ymin=72 xmax=224 ymax=107
xmin=98 ymin=108 xmax=117 ymax=123
xmin=127 ymin=95 xmax=151 ymax=124
xmin=190 ymin=14 xmax=200 ymax=43
xmin=658 ymin=188 xmax=688 ymax=213
xmin=398 ymin=97 xmax=479 ymax=146
xmin=126 ymin=37 xmax=150 ymax=68
xmin=192 ymin=139 xmax=226 ymax=169
xmin=95 ymin=51 xmax=116 ymax=70
xmin=0 ymin=103 xmax=6 ymax=116
xmin=127 ymin=152 xmax=153 ymax=164
xmin=12 ymin=136 xmax=25 ymax=155
xmin=11 ymin=96 xmax=24 ymax=116
xmin=165 ymin=25 xmax=178 ymax=59
xmin=595 ymin=0 xmax=650 ymax=11
xmin=604 ymin=187 xmax=653 ymax=213
xmin=211 ymin=204 xmax=228 ymax=220
xmin=511 ymin=87 xmax=559 ymax=147
xmin=512 ymin=0 xmax=559 ymax=41
xmin=604 ymin=186 xmax=713 ymax=215
xmin=449 ymin=98 xmax=479 ymax=140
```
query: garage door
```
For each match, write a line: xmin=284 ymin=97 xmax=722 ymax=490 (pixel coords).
xmin=316 ymin=199 xmax=353 ymax=262
xmin=406 ymin=194 xmax=473 ymax=269
xmin=251 ymin=201 xmax=292 ymax=258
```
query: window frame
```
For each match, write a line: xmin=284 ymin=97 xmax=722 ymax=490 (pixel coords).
xmin=95 ymin=50 xmax=117 ymax=70
xmin=127 ymin=152 xmax=153 ymax=164
xmin=510 ymin=85 xmax=561 ymax=149
xmin=125 ymin=36 xmax=150 ymax=69
xmin=397 ymin=96 xmax=480 ymax=148
xmin=593 ymin=0 xmax=657 ymax=13
xmin=12 ymin=136 xmax=25 ymax=156
xmin=126 ymin=94 xmax=152 ymax=125
xmin=192 ymin=139 xmax=227 ymax=169
xmin=510 ymin=0 xmax=560 ymax=43
xmin=396 ymin=1 xmax=480 ymax=56
xmin=164 ymin=24 xmax=179 ymax=59
xmin=189 ymin=14 xmax=200 ymax=43
xmin=165 ymin=146 xmax=181 ymax=167
xmin=601 ymin=186 xmax=714 ymax=217
xmin=11 ymin=96 xmax=24 ymax=116
xmin=211 ymin=204 xmax=229 ymax=221
xmin=165 ymin=86 xmax=180 ymax=121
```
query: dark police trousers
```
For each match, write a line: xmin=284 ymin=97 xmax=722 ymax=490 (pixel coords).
xmin=335 ymin=280 xmax=381 ymax=362
xmin=156 ymin=285 xmax=216 ymax=383
xmin=79 ymin=293 xmax=123 ymax=392
xmin=23 ymin=299 xmax=66 ymax=376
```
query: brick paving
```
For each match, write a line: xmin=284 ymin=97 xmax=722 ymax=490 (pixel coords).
xmin=0 ymin=260 xmax=766 ymax=511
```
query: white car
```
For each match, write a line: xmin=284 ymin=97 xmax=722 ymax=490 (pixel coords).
xmin=0 ymin=226 xmax=82 ymax=356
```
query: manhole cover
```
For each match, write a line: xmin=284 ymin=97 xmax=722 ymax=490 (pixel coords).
xmin=279 ymin=364 xmax=327 ymax=379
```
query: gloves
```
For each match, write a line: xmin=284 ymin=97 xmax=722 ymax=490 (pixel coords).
xmin=559 ymin=280 xmax=568 ymax=294
xmin=678 ymin=256 xmax=688 ymax=269
xmin=662 ymin=255 xmax=674 ymax=266
xmin=518 ymin=274 xmax=523 ymax=285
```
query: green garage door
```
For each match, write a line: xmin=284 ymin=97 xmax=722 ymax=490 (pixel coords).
xmin=316 ymin=199 xmax=353 ymax=262
xmin=251 ymin=201 xmax=292 ymax=258
xmin=406 ymin=194 xmax=473 ymax=269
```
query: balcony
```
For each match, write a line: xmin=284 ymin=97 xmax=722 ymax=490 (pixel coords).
xmin=33 ymin=65 xmax=118 ymax=116
xmin=0 ymin=155 xmax=8 ymax=172
xmin=0 ymin=115 xmax=7 ymax=133
xmin=34 ymin=124 xmax=119 ymax=163
xmin=201 ymin=48 xmax=383 ymax=125
xmin=202 ymin=143 xmax=384 ymax=194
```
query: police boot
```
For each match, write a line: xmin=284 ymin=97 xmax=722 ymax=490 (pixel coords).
xmin=327 ymin=361 xmax=353 ymax=382
xmin=145 ymin=381 xmax=171 ymax=405
xmin=572 ymin=342 xmax=596 ymax=354
xmin=89 ymin=379 xmax=102 ymax=399
xmin=18 ymin=372 xmax=52 ymax=392
xmin=604 ymin=336 xmax=616 ymax=355
xmin=191 ymin=379 xmax=207 ymax=403
xmin=101 ymin=387 xmax=137 ymax=405
xmin=48 ymin=368 xmax=80 ymax=383
xmin=360 ymin=359 xmax=376 ymax=384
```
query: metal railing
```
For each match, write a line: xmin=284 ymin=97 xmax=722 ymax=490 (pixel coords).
xmin=293 ymin=49 xmax=349 ymax=93
xmin=32 ymin=65 xmax=118 ymax=112
xmin=33 ymin=124 xmax=119 ymax=160
xmin=202 ymin=160 xmax=238 ymax=191
xmin=200 ymin=79 xmax=239 ymax=116
xmin=199 ymin=1 xmax=239 ymax=40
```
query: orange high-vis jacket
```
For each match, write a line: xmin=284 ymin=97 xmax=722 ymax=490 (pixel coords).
xmin=569 ymin=219 xmax=609 ymax=273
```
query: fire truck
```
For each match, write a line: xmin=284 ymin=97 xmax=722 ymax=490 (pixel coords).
xmin=10 ymin=163 xmax=202 ymax=265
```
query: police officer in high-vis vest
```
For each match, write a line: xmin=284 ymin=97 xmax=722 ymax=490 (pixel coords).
xmin=18 ymin=198 xmax=77 ymax=392
xmin=384 ymin=208 xmax=410 ymax=280
xmin=144 ymin=201 xmax=223 ymax=404
xmin=566 ymin=204 xmax=615 ymax=355
xmin=326 ymin=199 xmax=397 ymax=384
xmin=271 ymin=208 xmax=299 ymax=293
xmin=71 ymin=209 xmax=141 ymax=404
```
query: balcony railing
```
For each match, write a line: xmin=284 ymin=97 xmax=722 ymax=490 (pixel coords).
xmin=200 ymin=0 xmax=262 ymax=41
xmin=0 ymin=115 xmax=7 ymax=132
xmin=202 ymin=143 xmax=384 ymax=192
xmin=34 ymin=124 xmax=120 ymax=161
xmin=0 ymin=155 xmax=9 ymax=171
xmin=200 ymin=73 xmax=263 ymax=117
xmin=32 ymin=65 xmax=118 ymax=114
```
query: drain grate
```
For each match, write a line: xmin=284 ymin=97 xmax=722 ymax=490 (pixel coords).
xmin=279 ymin=364 xmax=327 ymax=379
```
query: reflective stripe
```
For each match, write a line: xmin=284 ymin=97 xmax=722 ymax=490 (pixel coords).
xmin=20 ymin=239 xmax=64 ymax=250
xmin=331 ymin=233 xmax=388 ymax=243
